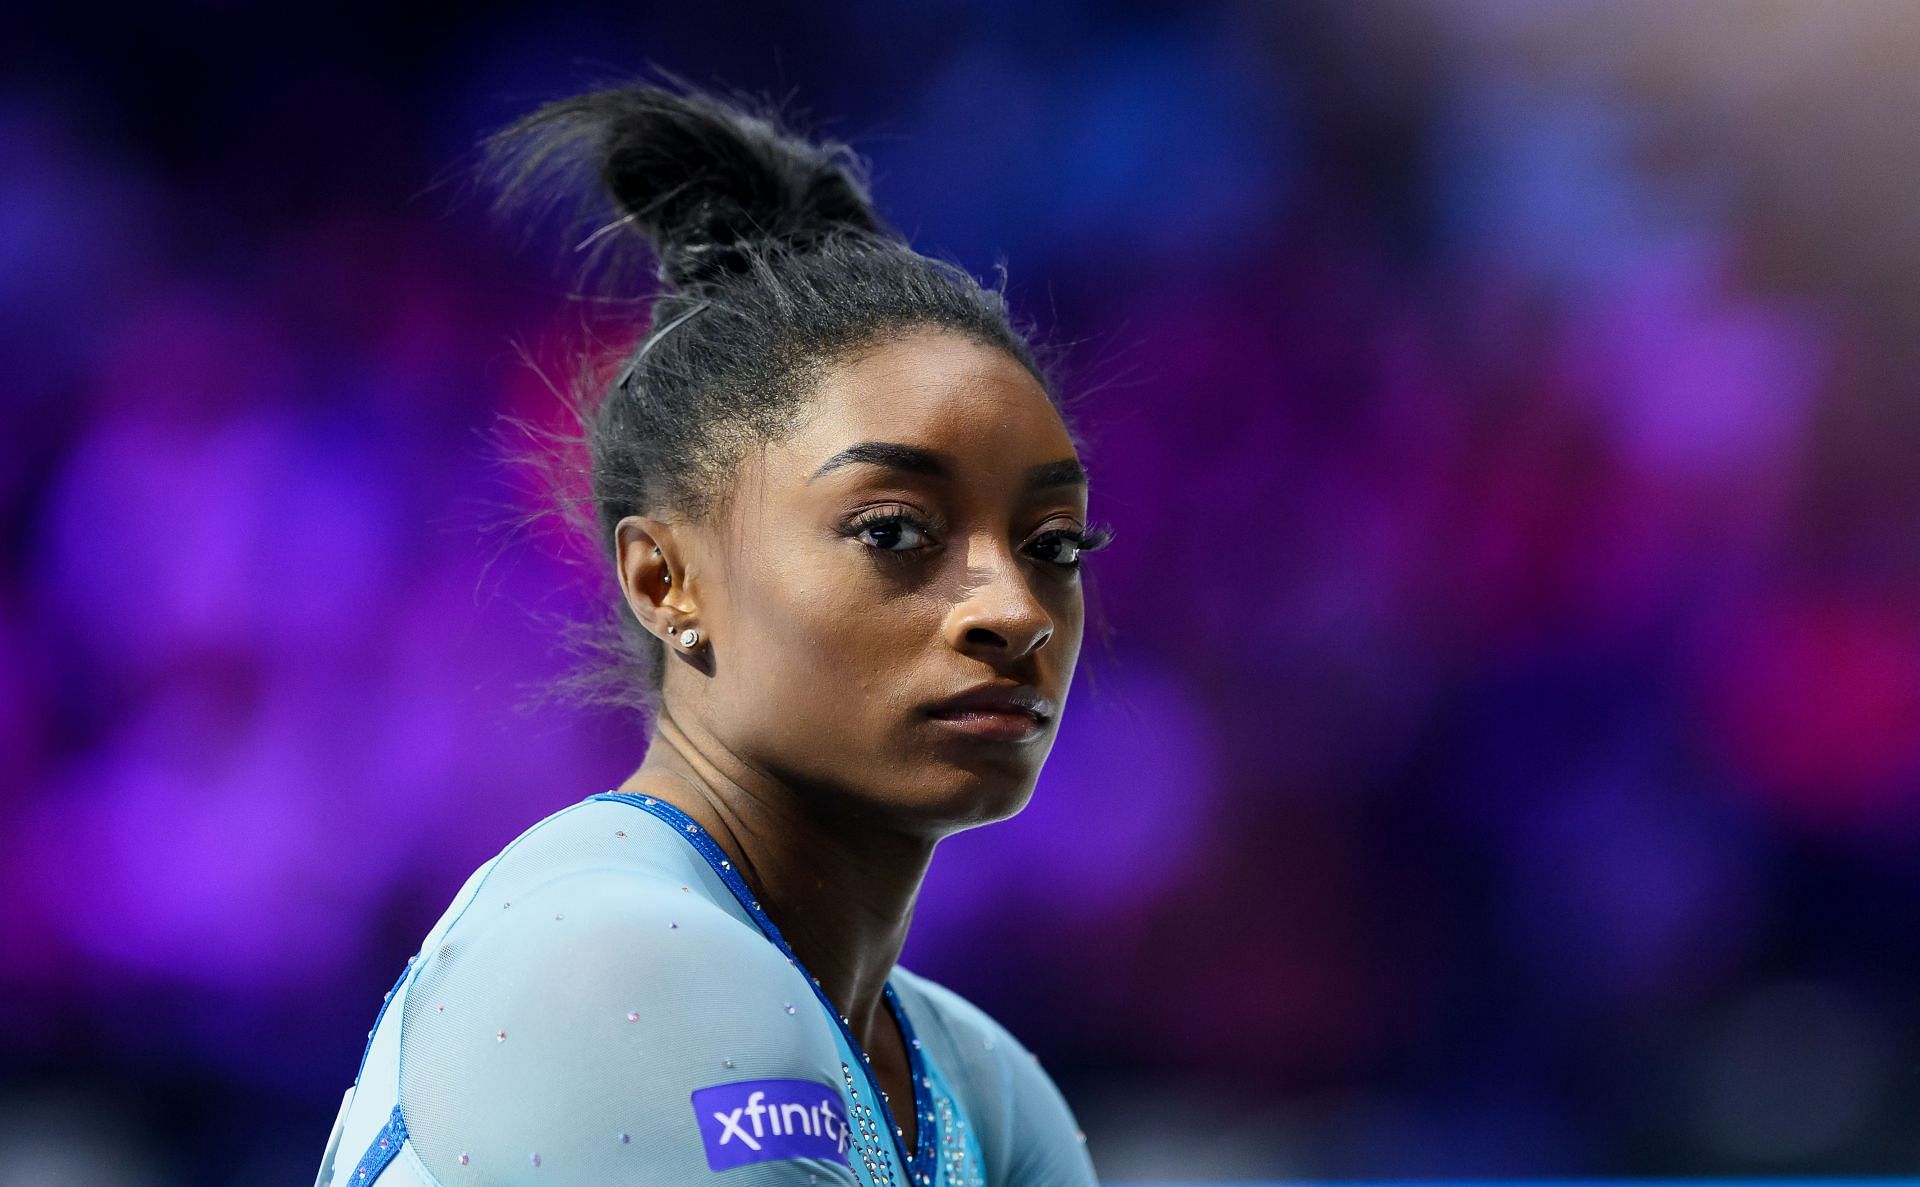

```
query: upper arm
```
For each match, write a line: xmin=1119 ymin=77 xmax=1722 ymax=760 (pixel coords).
xmin=395 ymin=869 xmax=857 ymax=1184
xmin=998 ymin=1041 xmax=1098 ymax=1187
xmin=891 ymin=969 xmax=1099 ymax=1187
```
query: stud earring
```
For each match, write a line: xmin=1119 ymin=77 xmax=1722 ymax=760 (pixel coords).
xmin=677 ymin=627 xmax=701 ymax=648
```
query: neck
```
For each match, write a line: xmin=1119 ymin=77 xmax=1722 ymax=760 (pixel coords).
xmin=617 ymin=710 xmax=938 ymax=1050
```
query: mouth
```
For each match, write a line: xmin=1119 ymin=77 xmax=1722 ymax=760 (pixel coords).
xmin=921 ymin=682 xmax=1054 ymax=744
xmin=923 ymin=707 xmax=1048 ymax=743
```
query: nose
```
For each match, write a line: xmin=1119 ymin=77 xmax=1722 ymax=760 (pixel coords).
xmin=943 ymin=537 xmax=1055 ymax=661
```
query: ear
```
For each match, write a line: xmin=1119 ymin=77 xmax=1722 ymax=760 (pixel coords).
xmin=614 ymin=515 xmax=699 ymax=643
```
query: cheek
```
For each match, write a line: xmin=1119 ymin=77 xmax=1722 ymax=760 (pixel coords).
xmin=1054 ymin=598 xmax=1086 ymax=656
xmin=729 ymin=542 xmax=930 ymax=710
xmin=1038 ymin=598 xmax=1084 ymax=685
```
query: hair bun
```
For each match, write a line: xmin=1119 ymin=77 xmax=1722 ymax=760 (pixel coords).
xmin=483 ymin=76 xmax=893 ymax=291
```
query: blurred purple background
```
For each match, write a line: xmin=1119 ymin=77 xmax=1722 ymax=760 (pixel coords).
xmin=7 ymin=1 xmax=1920 ymax=1182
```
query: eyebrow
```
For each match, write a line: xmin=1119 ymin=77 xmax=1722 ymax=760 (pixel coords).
xmin=806 ymin=440 xmax=1087 ymax=491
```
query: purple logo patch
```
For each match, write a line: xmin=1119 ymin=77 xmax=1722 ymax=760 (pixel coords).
xmin=690 ymin=1078 xmax=850 ymax=1170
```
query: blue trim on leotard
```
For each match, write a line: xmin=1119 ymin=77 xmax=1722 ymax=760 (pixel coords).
xmin=588 ymin=790 xmax=939 ymax=1184
xmin=351 ymin=961 xmax=414 ymax=1088
xmin=347 ymin=1104 xmax=408 ymax=1185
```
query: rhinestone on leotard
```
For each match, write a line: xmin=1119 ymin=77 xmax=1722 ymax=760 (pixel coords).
xmin=934 ymin=1086 xmax=986 ymax=1186
xmin=840 ymin=1061 xmax=898 ymax=1186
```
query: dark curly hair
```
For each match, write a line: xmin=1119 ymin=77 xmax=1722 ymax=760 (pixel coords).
xmin=478 ymin=69 xmax=1090 ymax=719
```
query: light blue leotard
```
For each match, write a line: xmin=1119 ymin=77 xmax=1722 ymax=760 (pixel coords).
xmin=314 ymin=792 xmax=1099 ymax=1186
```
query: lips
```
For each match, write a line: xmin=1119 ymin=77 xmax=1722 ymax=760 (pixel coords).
xmin=923 ymin=682 xmax=1055 ymax=722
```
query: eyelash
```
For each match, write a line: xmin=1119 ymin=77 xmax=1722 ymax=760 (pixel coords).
xmin=846 ymin=506 xmax=1116 ymax=571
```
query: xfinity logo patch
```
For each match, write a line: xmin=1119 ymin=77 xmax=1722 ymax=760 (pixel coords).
xmin=690 ymin=1078 xmax=850 ymax=1170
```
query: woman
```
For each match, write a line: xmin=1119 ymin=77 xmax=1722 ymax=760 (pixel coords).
xmin=316 ymin=77 xmax=1113 ymax=1186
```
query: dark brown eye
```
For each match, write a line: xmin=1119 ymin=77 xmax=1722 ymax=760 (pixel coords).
xmin=848 ymin=509 xmax=935 ymax=554
xmin=1028 ymin=523 xmax=1115 ymax=570
xmin=1029 ymin=533 xmax=1083 ymax=566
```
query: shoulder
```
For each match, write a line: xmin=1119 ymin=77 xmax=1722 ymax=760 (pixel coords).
xmin=888 ymin=964 xmax=1032 ymax=1071
xmin=889 ymin=966 xmax=1098 ymax=1186
xmin=391 ymin=802 xmax=855 ymax=1183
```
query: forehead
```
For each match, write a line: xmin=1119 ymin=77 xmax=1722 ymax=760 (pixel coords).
xmin=767 ymin=329 xmax=1075 ymax=482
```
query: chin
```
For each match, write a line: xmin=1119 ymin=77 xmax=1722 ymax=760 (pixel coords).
xmin=909 ymin=762 xmax=1043 ymax=835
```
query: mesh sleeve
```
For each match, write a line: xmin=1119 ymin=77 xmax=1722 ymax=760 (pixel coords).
xmin=396 ymin=867 xmax=859 ymax=1185
xmin=891 ymin=969 xmax=1099 ymax=1187
xmin=997 ymin=1039 xmax=1099 ymax=1187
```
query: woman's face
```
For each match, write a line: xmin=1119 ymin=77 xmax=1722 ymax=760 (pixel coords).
xmin=662 ymin=328 xmax=1090 ymax=836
